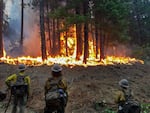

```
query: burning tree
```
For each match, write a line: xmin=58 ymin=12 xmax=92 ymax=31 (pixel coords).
xmin=43 ymin=0 xmax=129 ymax=62
xmin=0 ymin=0 xmax=145 ymax=66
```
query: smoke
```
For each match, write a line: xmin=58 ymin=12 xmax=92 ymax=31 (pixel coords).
xmin=4 ymin=0 xmax=40 ymax=57
xmin=105 ymin=43 xmax=132 ymax=57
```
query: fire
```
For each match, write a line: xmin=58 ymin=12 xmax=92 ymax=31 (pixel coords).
xmin=2 ymin=1 xmax=144 ymax=67
xmin=0 ymin=26 xmax=144 ymax=67
xmin=0 ymin=51 xmax=144 ymax=66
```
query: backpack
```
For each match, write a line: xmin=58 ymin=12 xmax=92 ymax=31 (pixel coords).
xmin=11 ymin=74 xmax=28 ymax=96
xmin=122 ymin=89 xmax=141 ymax=113
xmin=45 ymin=79 xmax=66 ymax=107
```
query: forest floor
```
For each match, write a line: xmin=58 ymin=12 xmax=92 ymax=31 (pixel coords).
xmin=0 ymin=62 xmax=150 ymax=113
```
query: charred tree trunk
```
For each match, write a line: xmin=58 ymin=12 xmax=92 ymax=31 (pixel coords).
xmin=46 ymin=0 xmax=51 ymax=54
xmin=0 ymin=0 xmax=3 ymax=57
xmin=56 ymin=19 xmax=61 ymax=55
xmin=49 ymin=0 xmax=61 ymax=56
xmin=75 ymin=5 xmax=82 ymax=60
xmin=83 ymin=24 xmax=89 ymax=64
xmin=105 ymin=33 xmax=109 ymax=56
xmin=49 ymin=0 xmax=56 ymax=56
xmin=95 ymin=24 xmax=99 ymax=59
xmin=51 ymin=19 xmax=56 ymax=56
xmin=100 ymin=30 xmax=105 ymax=61
xmin=65 ymin=32 xmax=68 ymax=56
xmin=76 ymin=24 xmax=82 ymax=60
xmin=94 ymin=8 xmax=100 ymax=59
xmin=40 ymin=0 xmax=47 ymax=60
xmin=83 ymin=0 xmax=89 ymax=64
xmin=20 ymin=0 xmax=24 ymax=46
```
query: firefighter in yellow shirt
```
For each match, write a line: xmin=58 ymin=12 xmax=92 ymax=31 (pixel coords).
xmin=5 ymin=64 xmax=31 ymax=113
xmin=114 ymin=79 xmax=132 ymax=113
xmin=44 ymin=64 xmax=68 ymax=113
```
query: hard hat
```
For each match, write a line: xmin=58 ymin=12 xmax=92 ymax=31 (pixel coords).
xmin=119 ymin=79 xmax=129 ymax=88
xmin=51 ymin=64 xmax=62 ymax=72
xmin=18 ymin=64 xmax=26 ymax=71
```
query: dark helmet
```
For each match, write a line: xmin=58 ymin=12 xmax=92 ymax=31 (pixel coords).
xmin=51 ymin=64 xmax=62 ymax=73
xmin=119 ymin=79 xmax=129 ymax=88
xmin=18 ymin=64 xmax=26 ymax=71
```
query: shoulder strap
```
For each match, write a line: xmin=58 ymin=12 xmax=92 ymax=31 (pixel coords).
xmin=122 ymin=89 xmax=132 ymax=101
xmin=48 ymin=77 xmax=62 ymax=84
xmin=15 ymin=73 xmax=27 ymax=85
xmin=47 ymin=78 xmax=62 ymax=91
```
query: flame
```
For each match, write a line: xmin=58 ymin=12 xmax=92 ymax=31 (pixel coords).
xmin=0 ymin=25 xmax=144 ymax=67
xmin=0 ymin=51 xmax=144 ymax=67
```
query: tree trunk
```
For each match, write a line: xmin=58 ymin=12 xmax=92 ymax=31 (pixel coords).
xmin=65 ymin=32 xmax=68 ymax=56
xmin=76 ymin=24 xmax=83 ymax=60
xmin=40 ymin=0 xmax=47 ymax=60
xmin=51 ymin=18 xmax=56 ymax=56
xmin=75 ymin=5 xmax=82 ymax=60
xmin=95 ymin=24 xmax=99 ymax=59
xmin=105 ymin=33 xmax=109 ymax=56
xmin=0 ymin=0 xmax=3 ymax=57
xmin=100 ymin=30 xmax=105 ymax=61
xmin=83 ymin=24 xmax=89 ymax=64
xmin=20 ymin=0 xmax=24 ymax=46
xmin=83 ymin=0 xmax=89 ymax=64
xmin=56 ymin=19 xmax=60 ymax=55
xmin=46 ymin=0 xmax=51 ymax=55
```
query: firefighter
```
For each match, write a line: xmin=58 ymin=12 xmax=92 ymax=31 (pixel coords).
xmin=114 ymin=79 xmax=141 ymax=113
xmin=5 ymin=64 xmax=31 ymax=113
xmin=44 ymin=64 xmax=68 ymax=113
xmin=114 ymin=79 xmax=132 ymax=113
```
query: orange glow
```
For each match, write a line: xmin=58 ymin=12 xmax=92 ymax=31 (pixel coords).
xmin=0 ymin=51 xmax=144 ymax=67
xmin=0 ymin=26 xmax=144 ymax=67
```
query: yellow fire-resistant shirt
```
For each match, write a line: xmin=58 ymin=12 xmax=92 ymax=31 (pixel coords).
xmin=114 ymin=90 xmax=126 ymax=104
xmin=5 ymin=72 xmax=31 ymax=95
xmin=114 ymin=88 xmax=132 ymax=104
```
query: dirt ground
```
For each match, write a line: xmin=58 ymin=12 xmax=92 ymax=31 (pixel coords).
xmin=0 ymin=63 xmax=150 ymax=113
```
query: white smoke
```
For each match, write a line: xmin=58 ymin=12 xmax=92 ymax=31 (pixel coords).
xmin=4 ymin=0 xmax=40 ymax=57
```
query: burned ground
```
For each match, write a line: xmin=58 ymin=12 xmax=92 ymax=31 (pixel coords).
xmin=0 ymin=63 xmax=150 ymax=113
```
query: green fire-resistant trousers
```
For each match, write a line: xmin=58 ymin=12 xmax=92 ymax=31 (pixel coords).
xmin=11 ymin=95 xmax=27 ymax=113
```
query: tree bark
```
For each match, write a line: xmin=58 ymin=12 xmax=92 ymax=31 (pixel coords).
xmin=65 ymin=32 xmax=68 ymax=56
xmin=46 ymin=0 xmax=51 ymax=55
xmin=40 ymin=0 xmax=47 ymax=60
xmin=51 ymin=18 xmax=56 ymax=56
xmin=83 ymin=0 xmax=89 ymax=64
xmin=75 ymin=5 xmax=82 ymax=60
xmin=56 ymin=19 xmax=61 ymax=55
xmin=95 ymin=24 xmax=99 ymax=59
xmin=0 ymin=0 xmax=3 ymax=57
xmin=20 ymin=0 xmax=24 ymax=46
xmin=100 ymin=30 xmax=105 ymax=61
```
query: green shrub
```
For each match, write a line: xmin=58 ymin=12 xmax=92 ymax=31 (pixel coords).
xmin=141 ymin=103 xmax=150 ymax=113
xmin=102 ymin=108 xmax=116 ymax=113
